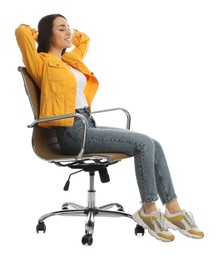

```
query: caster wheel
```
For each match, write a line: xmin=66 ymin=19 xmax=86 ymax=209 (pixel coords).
xmin=82 ymin=234 xmax=93 ymax=246
xmin=135 ymin=224 xmax=145 ymax=236
xmin=118 ymin=208 xmax=124 ymax=212
xmin=36 ymin=222 xmax=46 ymax=233
xmin=62 ymin=203 xmax=69 ymax=210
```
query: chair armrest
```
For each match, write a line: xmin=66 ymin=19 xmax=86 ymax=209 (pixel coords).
xmin=91 ymin=107 xmax=131 ymax=129
xmin=28 ymin=113 xmax=88 ymax=158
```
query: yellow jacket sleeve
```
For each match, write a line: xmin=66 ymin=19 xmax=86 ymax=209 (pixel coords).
xmin=63 ymin=29 xmax=90 ymax=60
xmin=15 ymin=24 xmax=42 ymax=86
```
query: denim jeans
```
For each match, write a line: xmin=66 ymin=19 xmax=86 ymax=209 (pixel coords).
xmin=54 ymin=107 xmax=177 ymax=204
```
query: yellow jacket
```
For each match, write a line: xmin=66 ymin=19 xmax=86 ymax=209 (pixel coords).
xmin=15 ymin=24 xmax=99 ymax=128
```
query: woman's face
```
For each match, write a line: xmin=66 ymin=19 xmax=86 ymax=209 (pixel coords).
xmin=50 ymin=16 xmax=72 ymax=51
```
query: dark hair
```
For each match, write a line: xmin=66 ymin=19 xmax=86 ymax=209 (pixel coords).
xmin=37 ymin=14 xmax=67 ymax=55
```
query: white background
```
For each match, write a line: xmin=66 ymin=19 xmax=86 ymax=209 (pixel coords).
xmin=1 ymin=0 xmax=214 ymax=258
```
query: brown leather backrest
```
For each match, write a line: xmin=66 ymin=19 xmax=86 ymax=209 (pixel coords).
xmin=18 ymin=66 xmax=129 ymax=162
xmin=18 ymin=67 xmax=40 ymax=120
xmin=32 ymin=125 xmax=66 ymax=160
xmin=18 ymin=66 xmax=63 ymax=160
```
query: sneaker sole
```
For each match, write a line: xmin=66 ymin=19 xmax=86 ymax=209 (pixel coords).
xmin=166 ymin=220 xmax=203 ymax=239
xmin=133 ymin=212 xmax=174 ymax=242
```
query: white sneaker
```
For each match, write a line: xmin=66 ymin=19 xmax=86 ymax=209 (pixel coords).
xmin=133 ymin=208 xmax=175 ymax=242
xmin=164 ymin=208 xmax=204 ymax=239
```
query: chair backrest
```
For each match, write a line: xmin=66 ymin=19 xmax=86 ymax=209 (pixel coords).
xmin=18 ymin=66 xmax=129 ymax=163
xmin=18 ymin=67 xmax=40 ymax=120
xmin=18 ymin=66 xmax=65 ymax=161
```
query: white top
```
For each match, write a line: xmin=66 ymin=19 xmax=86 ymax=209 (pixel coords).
xmin=70 ymin=66 xmax=88 ymax=109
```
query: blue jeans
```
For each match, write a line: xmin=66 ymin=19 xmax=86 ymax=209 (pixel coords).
xmin=54 ymin=107 xmax=177 ymax=204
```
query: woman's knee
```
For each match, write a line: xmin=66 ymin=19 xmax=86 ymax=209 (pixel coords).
xmin=153 ymin=139 xmax=161 ymax=149
xmin=136 ymin=135 xmax=155 ymax=154
xmin=152 ymin=139 xmax=165 ymax=156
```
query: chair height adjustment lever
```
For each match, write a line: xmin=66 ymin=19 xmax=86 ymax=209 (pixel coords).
xmin=63 ymin=170 xmax=83 ymax=191
xmin=99 ymin=168 xmax=110 ymax=183
xmin=63 ymin=179 xmax=70 ymax=191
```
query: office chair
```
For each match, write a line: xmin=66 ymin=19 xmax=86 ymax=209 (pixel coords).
xmin=18 ymin=66 xmax=145 ymax=245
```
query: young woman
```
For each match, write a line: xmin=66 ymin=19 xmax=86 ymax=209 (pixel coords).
xmin=15 ymin=14 xmax=204 ymax=242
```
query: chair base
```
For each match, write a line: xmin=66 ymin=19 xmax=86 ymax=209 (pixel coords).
xmin=36 ymin=171 xmax=139 ymax=245
xmin=37 ymin=201 xmax=133 ymax=245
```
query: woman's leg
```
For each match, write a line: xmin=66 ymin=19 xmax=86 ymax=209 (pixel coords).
xmin=55 ymin=110 xmax=177 ymax=205
xmin=55 ymin=110 xmax=204 ymax=240
xmin=153 ymin=139 xmax=177 ymax=204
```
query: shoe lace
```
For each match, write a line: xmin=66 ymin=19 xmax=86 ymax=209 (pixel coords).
xmin=185 ymin=211 xmax=197 ymax=228
xmin=152 ymin=211 xmax=168 ymax=230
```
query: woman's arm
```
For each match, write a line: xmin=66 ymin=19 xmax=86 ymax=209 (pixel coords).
xmin=15 ymin=24 xmax=42 ymax=84
xmin=63 ymin=29 xmax=90 ymax=60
